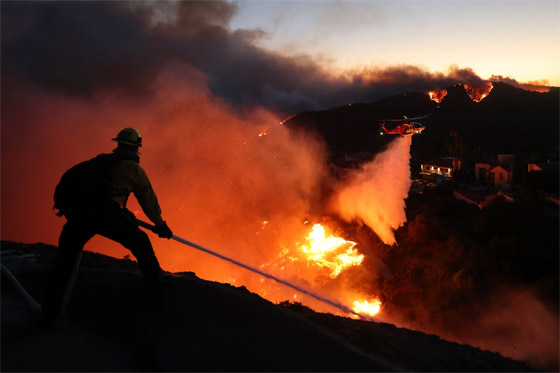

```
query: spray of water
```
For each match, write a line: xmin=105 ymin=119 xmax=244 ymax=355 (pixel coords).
xmin=332 ymin=136 xmax=412 ymax=245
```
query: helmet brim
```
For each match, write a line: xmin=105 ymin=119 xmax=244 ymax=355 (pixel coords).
xmin=112 ymin=138 xmax=142 ymax=147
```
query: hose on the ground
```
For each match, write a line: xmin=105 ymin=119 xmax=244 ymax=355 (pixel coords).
xmin=1 ymin=263 xmax=42 ymax=314
xmin=137 ymin=219 xmax=376 ymax=322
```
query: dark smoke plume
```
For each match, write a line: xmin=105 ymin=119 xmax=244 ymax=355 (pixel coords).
xmin=3 ymin=1 xmax=497 ymax=114
xmin=489 ymin=75 xmax=551 ymax=92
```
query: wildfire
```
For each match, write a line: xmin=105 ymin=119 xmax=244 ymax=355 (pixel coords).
xmin=464 ymin=82 xmax=493 ymax=102
xmin=279 ymin=114 xmax=297 ymax=125
xmin=299 ymin=224 xmax=363 ymax=278
xmin=353 ymin=299 xmax=382 ymax=317
xmin=428 ymin=89 xmax=448 ymax=103
xmin=258 ymin=127 xmax=271 ymax=137
xmin=258 ymin=222 xmax=383 ymax=319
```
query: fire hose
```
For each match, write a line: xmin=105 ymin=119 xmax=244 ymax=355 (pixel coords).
xmin=1 ymin=263 xmax=42 ymax=314
xmin=137 ymin=219 xmax=376 ymax=322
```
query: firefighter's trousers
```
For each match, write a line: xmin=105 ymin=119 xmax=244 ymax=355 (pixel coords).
xmin=42 ymin=207 xmax=161 ymax=324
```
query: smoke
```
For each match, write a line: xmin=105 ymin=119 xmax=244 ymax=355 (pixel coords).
xmin=2 ymin=1 xmax=511 ymax=114
xmin=332 ymin=137 xmax=412 ymax=245
xmin=412 ymin=289 xmax=560 ymax=371
xmin=2 ymin=1 xmax=556 ymax=367
xmin=462 ymin=289 xmax=560 ymax=371
xmin=489 ymin=75 xmax=552 ymax=92
xmin=1 ymin=62 xmax=385 ymax=317
xmin=1 ymin=62 xmax=325 ymax=276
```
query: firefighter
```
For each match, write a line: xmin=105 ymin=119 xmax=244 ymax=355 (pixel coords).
xmin=42 ymin=127 xmax=173 ymax=326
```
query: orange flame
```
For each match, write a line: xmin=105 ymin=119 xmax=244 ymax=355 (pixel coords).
xmin=428 ymin=89 xmax=448 ymax=103
xmin=258 ymin=127 xmax=271 ymax=137
xmin=464 ymin=82 xmax=493 ymax=102
xmin=353 ymin=299 xmax=382 ymax=317
xmin=299 ymin=224 xmax=363 ymax=278
xmin=253 ymin=222 xmax=384 ymax=318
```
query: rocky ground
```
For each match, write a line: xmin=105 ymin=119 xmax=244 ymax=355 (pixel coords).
xmin=1 ymin=241 xmax=534 ymax=372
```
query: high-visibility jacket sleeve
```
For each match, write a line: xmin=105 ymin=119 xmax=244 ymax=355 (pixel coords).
xmin=110 ymin=160 xmax=164 ymax=226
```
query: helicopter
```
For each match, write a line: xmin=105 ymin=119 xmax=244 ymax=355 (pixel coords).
xmin=379 ymin=115 xmax=428 ymax=137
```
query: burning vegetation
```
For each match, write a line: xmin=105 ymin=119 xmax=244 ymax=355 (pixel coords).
xmin=260 ymin=222 xmax=382 ymax=317
xmin=463 ymin=82 xmax=493 ymax=102
xmin=428 ymin=89 xmax=448 ymax=103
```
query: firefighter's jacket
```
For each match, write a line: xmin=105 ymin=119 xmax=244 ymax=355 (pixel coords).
xmin=109 ymin=147 xmax=164 ymax=226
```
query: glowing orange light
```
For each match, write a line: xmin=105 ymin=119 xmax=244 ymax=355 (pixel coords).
xmin=464 ymin=82 xmax=493 ymax=102
xmin=353 ymin=299 xmax=381 ymax=317
xmin=258 ymin=127 xmax=271 ymax=137
xmin=428 ymin=89 xmax=448 ymax=103
xmin=299 ymin=224 xmax=363 ymax=278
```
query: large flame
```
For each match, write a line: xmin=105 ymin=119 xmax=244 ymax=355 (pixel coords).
xmin=428 ymin=89 xmax=448 ymax=103
xmin=353 ymin=299 xmax=382 ymax=317
xmin=257 ymin=222 xmax=381 ymax=317
xmin=299 ymin=224 xmax=363 ymax=278
xmin=265 ymin=223 xmax=364 ymax=281
xmin=464 ymin=82 xmax=493 ymax=102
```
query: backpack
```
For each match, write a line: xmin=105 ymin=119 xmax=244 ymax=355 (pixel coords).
xmin=53 ymin=153 xmax=122 ymax=217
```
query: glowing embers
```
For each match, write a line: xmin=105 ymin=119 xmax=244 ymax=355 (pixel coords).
xmin=353 ymin=299 xmax=382 ymax=317
xmin=428 ymin=89 xmax=448 ymax=103
xmin=464 ymin=82 xmax=493 ymax=102
xmin=299 ymin=224 xmax=364 ymax=278
xmin=258 ymin=127 xmax=271 ymax=137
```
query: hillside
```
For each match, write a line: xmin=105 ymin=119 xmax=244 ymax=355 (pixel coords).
xmin=1 ymin=241 xmax=533 ymax=372
xmin=286 ymin=82 xmax=559 ymax=160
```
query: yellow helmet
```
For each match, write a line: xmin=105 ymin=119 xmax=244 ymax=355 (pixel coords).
xmin=112 ymin=127 xmax=142 ymax=147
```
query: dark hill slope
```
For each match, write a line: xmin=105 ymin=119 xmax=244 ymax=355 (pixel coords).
xmin=1 ymin=241 xmax=533 ymax=371
xmin=286 ymin=83 xmax=559 ymax=159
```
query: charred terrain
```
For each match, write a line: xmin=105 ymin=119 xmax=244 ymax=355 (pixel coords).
xmin=2 ymin=241 xmax=534 ymax=372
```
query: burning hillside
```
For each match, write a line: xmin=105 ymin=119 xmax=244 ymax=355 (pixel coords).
xmin=428 ymin=89 xmax=448 ymax=103
xmin=429 ymin=82 xmax=494 ymax=103
xmin=464 ymin=82 xmax=494 ymax=102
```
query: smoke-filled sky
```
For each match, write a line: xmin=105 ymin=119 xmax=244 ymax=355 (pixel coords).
xmin=2 ymin=0 xmax=558 ymax=116
xmin=230 ymin=0 xmax=560 ymax=88
xmin=2 ymin=0 xmax=558 ymax=252
xmin=0 ymin=0 xmax=419 ymax=289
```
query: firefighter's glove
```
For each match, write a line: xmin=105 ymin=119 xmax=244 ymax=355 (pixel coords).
xmin=155 ymin=221 xmax=173 ymax=239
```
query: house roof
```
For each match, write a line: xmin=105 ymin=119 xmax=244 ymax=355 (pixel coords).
xmin=454 ymin=187 xmax=496 ymax=204
xmin=490 ymin=165 xmax=509 ymax=173
xmin=529 ymin=162 xmax=559 ymax=172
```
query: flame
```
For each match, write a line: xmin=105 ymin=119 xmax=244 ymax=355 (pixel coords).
xmin=261 ymin=223 xmax=365 ymax=281
xmin=258 ymin=127 xmax=271 ymax=137
xmin=464 ymin=82 xmax=493 ymax=102
xmin=299 ymin=224 xmax=363 ymax=278
xmin=353 ymin=299 xmax=382 ymax=317
xmin=428 ymin=89 xmax=448 ymax=103
xmin=279 ymin=114 xmax=297 ymax=125
xmin=267 ymin=223 xmax=383 ymax=319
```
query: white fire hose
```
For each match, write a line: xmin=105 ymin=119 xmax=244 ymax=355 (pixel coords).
xmin=1 ymin=263 xmax=42 ymax=314
xmin=1 ymin=221 xmax=376 ymax=322
xmin=137 ymin=219 xmax=377 ymax=322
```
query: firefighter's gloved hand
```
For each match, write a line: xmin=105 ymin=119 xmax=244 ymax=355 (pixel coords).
xmin=155 ymin=221 xmax=173 ymax=239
